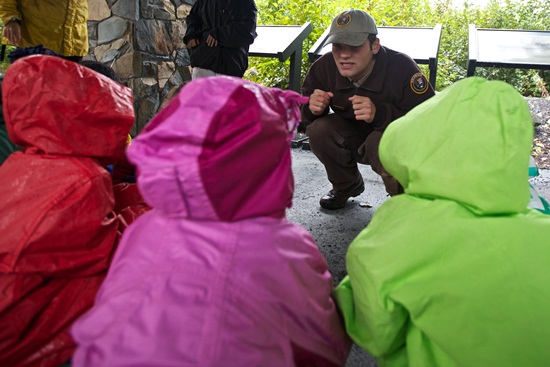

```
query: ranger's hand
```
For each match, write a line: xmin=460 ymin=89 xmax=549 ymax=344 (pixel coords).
xmin=349 ymin=95 xmax=376 ymax=123
xmin=3 ymin=21 xmax=21 ymax=46
xmin=309 ymin=89 xmax=333 ymax=116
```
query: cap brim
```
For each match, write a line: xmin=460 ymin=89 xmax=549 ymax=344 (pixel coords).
xmin=324 ymin=32 xmax=370 ymax=47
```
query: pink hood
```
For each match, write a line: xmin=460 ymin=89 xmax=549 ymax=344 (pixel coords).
xmin=127 ymin=76 xmax=307 ymax=221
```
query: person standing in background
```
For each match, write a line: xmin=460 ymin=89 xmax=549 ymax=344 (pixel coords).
xmin=0 ymin=0 xmax=88 ymax=61
xmin=184 ymin=0 xmax=257 ymax=79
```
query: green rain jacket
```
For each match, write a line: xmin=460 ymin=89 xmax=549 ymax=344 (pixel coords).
xmin=333 ymin=77 xmax=550 ymax=367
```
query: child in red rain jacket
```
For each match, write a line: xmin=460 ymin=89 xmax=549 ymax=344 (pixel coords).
xmin=0 ymin=55 xmax=141 ymax=367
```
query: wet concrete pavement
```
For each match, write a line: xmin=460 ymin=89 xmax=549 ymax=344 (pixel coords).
xmin=286 ymin=148 xmax=550 ymax=367
xmin=287 ymin=148 xmax=387 ymax=367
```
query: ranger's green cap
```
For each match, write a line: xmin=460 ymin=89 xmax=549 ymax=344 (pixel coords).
xmin=325 ymin=9 xmax=378 ymax=47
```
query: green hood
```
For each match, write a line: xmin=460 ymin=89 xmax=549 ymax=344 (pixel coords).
xmin=379 ymin=77 xmax=533 ymax=214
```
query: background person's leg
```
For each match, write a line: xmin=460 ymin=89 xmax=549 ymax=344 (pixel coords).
xmin=192 ymin=67 xmax=217 ymax=79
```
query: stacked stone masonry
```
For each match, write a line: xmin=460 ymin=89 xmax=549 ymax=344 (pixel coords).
xmin=88 ymin=0 xmax=195 ymax=135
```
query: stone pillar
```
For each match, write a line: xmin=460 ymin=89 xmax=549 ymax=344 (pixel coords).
xmin=87 ymin=0 xmax=194 ymax=135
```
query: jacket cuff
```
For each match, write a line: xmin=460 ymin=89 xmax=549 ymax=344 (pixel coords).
xmin=7 ymin=17 xmax=21 ymax=25
xmin=371 ymin=105 xmax=386 ymax=128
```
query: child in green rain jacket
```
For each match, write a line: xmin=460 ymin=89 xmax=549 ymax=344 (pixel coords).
xmin=334 ymin=77 xmax=550 ymax=367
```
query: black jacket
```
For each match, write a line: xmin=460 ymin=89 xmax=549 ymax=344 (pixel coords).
xmin=184 ymin=0 xmax=257 ymax=77
xmin=301 ymin=46 xmax=435 ymax=131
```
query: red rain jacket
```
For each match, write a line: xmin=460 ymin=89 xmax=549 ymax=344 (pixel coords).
xmin=0 ymin=55 xmax=136 ymax=367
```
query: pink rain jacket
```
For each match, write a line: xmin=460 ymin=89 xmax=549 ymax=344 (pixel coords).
xmin=72 ymin=76 xmax=351 ymax=367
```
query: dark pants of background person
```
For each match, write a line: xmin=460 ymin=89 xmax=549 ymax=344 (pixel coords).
xmin=306 ymin=113 xmax=403 ymax=196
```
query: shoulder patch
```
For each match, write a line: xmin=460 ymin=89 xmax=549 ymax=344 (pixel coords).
xmin=410 ymin=72 xmax=429 ymax=94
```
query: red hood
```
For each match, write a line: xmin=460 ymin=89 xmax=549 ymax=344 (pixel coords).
xmin=2 ymin=55 xmax=134 ymax=161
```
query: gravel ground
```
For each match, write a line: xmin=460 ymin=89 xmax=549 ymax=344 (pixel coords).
xmin=527 ymin=97 xmax=550 ymax=169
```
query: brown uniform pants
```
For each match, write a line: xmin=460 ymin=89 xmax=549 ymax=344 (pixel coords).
xmin=306 ymin=114 xmax=402 ymax=196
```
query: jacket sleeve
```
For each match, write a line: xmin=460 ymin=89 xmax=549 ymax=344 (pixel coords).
xmin=371 ymin=59 xmax=434 ymax=131
xmin=210 ymin=0 xmax=257 ymax=48
xmin=300 ymin=59 xmax=331 ymax=124
xmin=13 ymin=174 xmax=119 ymax=277
xmin=248 ymin=224 xmax=351 ymax=365
xmin=0 ymin=0 xmax=21 ymax=24
xmin=183 ymin=0 xmax=202 ymax=43
xmin=332 ymin=255 xmax=408 ymax=360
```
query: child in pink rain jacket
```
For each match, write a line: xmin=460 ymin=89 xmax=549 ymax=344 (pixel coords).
xmin=71 ymin=76 xmax=352 ymax=367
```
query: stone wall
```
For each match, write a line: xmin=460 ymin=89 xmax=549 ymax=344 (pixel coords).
xmin=87 ymin=0 xmax=195 ymax=135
